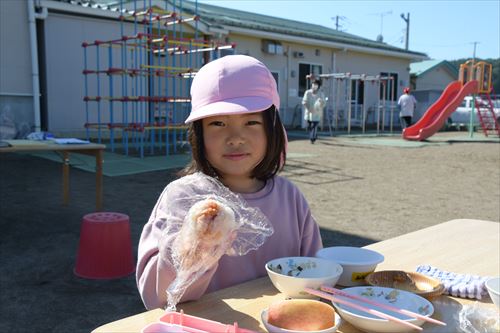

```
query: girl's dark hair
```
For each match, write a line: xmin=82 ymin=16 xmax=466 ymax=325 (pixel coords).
xmin=179 ymin=105 xmax=286 ymax=181
xmin=313 ymin=79 xmax=322 ymax=87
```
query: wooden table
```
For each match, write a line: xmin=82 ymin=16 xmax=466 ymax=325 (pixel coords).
xmin=0 ymin=140 xmax=106 ymax=210
xmin=92 ymin=219 xmax=500 ymax=332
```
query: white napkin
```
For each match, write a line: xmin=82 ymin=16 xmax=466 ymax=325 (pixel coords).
xmin=416 ymin=265 xmax=490 ymax=300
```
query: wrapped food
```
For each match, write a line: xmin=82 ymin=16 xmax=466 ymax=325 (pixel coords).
xmin=172 ymin=198 xmax=238 ymax=274
xmin=157 ymin=172 xmax=273 ymax=310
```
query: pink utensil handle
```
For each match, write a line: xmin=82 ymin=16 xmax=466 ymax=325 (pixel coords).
xmin=321 ymin=285 xmax=446 ymax=326
xmin=304 ymin=288 xmax=423 ymax=331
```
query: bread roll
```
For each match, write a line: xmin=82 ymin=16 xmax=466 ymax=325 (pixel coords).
xmin=267 ymin=299 xmax=335 ymax=331
xmin=173 ymin=199 xmax=237 ymax=270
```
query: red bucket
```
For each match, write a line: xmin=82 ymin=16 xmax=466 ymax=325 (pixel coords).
xmin=74 ymin=212 xmax=135 ymax=279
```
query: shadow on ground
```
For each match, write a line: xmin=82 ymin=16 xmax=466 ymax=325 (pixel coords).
xmin=320 ymin=227 xmax=376 ymax=248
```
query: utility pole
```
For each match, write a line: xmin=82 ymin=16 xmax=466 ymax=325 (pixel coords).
xmin=400 ymin=12 xmax=410 ymax=50
xmin=471 ymin=41 xmax=479 ymax=63
xmin=331 ymin=15 xmax=345 ymax=31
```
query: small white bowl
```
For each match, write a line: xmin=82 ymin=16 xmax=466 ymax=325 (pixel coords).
xmin=265 ymin=256 xmax=343 ymax=298
xmin=316 ymin=246 xmax=384 ymax=286
xmin=261 ymin=308 xmax=341 ymax=333
xmin=485 ymin=277 xmax=500 ymax=309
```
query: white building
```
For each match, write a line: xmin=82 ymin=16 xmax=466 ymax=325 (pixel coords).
xmin=0 ymin=0 xmax=427 ymax=138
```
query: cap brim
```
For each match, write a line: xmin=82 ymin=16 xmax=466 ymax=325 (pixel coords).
xmin=185 ymin=96 xmax=273 ymax=123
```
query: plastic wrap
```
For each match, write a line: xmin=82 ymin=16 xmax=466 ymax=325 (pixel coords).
xmin=458 ymin=302 xmax=500 ymax=333
xmin=157 ymin=172 xmax=274 ymax=310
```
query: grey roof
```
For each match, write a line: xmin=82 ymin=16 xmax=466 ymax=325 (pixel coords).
xmin=54 ymin=0 xmax=426 ymax=57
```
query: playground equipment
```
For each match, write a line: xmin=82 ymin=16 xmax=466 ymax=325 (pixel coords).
xmin=82 ymin=0 xmax=234 ymax=157
xmin=403 ymin=60 xmax=499 ymax=141
xmin=307 ymin=73 xmax=396 ymax=135
xmin=460 ymin=61 xmax=499 ymax=137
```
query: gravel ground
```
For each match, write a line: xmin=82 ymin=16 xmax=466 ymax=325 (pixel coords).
xmin=1 ymin=131 xmax=498 ymax=332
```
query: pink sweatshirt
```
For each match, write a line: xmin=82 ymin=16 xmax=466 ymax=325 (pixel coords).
xmin=136 ymin=175 xmax=323 ymax=310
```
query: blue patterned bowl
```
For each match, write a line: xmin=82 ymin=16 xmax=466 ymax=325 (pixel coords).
xmin=265 ymin=256 xmax=343 ymax=298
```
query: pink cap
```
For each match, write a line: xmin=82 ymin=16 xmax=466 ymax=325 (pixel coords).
xmin=185 ymin=55 xmax=280 ymax=123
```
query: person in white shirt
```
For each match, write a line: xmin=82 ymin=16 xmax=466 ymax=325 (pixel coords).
xmin=302 ymin=79 xmax=326 ymax=143
xmin=398 ymin=87 xmax=417 ymax=129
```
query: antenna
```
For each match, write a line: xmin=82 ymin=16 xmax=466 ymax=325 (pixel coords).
xmin=371 ymin=10 xmax=392 ymax=41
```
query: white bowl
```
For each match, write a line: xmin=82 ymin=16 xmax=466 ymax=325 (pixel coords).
xmin=265 ymin=256 xmax=343 ymax=298
xmin=261 ymin=308 xmax=341 ymax=333
xmin=485 ymin=277 xmax=500 ymax=309
xmin=332 ymin=286 xmax=434 ymax=333
xmin=316 ymin=246 xmax=384 ymax=286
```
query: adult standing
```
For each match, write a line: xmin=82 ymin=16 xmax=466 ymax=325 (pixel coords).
xmin=398 ymin=87 xmax=417 ymax=129
xmin=302 ymin=79 xmax=326 ymax=144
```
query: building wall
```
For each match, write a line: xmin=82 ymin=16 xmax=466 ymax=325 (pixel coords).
xmin=230 ymin=33 xmax=410 ymax=129
xmin=44 ymin=13 xmax=134 ymax=134
xmin=44 ymin=12 xmax=198 ymax=136
xmin=3 ymin=2 xmax=416 ymax=137
xmin=0 ymin=0 xmax=34 ymax=138
xmin=415 ymin=67 xmax=456 ymax=90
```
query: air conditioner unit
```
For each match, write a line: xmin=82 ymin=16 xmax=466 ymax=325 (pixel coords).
xmin=293 ymin=51 xmax=304 ymax=58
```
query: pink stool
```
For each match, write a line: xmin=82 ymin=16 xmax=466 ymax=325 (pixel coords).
xmin=74 ymin=212 xmax=135 ymax=279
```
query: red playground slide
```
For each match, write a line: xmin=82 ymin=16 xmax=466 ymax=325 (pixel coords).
xmin=403 ymin=80 xmax=479 ymax=141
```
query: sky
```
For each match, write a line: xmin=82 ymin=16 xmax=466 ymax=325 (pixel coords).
xmin=197 ymin=0 xmax=500 ymax=61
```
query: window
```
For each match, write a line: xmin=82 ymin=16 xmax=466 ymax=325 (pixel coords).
xmin=380 ymin=72 xmax=398 ymax=101
xmin=209 ymin=47 xmax=235 ymax=62
xmin=271 ymin=72 xmax=279 ymax=91
xmin=298 ymin=63 xmax=322 ymax=96
xmin=351 ymin=80 xmax=364 ymax=104
xmin=262 ymin=40 xmax=283 ymax=55
xmin=219 ymin=48 xmax=235 ymax=58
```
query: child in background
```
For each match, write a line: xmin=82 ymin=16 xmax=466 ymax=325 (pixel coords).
xmin=136 ymin=55 xmax=323 ymax=310
xmin=302 ymin=79 xmax=326 ymax=144
xmin=398 ymin=87 xmax=417 ymax=129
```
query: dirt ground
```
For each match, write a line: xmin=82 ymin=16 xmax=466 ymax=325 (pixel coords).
xmin=0 ymin=131 xmax=499 ymax=332
xmin=284 ymin=132 xmax=499 ymax=246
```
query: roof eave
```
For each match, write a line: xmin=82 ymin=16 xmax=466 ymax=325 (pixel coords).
xmin=40 ymin=0 xmax=122 ymax=18
xmin=224 ymin=25 xmax=427 ymax=60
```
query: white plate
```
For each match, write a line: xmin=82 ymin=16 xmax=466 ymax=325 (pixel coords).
xmin=332 ymin=286 xmax=434 ymax=333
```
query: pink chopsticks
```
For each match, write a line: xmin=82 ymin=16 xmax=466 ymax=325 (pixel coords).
xmin=305 ymin=285 xmax=446 ymax=331
xmin=304 ymin=288 xmax=422 ymax=331
xmin=320 ymin=285 xmax=446 ymax=327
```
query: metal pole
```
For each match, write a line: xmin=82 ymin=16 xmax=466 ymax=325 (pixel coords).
xmin=469 ymin=43 xmax=478 ymax=138
xmin=400 ymin=13 xmax=410 ymax=50
xmin=376 ymin=80 xmax=380 ymax=134
xmin=362 ymin=80 xmax=366 ymax=133
xmin=347 ymin=78 xmax=352 ymax=134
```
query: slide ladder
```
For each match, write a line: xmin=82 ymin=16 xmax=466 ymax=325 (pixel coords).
xmin=475 ymin=92 xmax=500 ymax=137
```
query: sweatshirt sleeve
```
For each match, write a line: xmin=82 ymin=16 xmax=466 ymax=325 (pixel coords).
xmin=293 ymin=184 xmax=323 ymax=257
xmin=135 ymin=188 xmax=218 ymax=310
xmin=300 ymin=205 xmax=323 ymax=257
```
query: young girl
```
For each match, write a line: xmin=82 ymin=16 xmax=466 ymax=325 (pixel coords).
xmin=136 ymin=55 xmax=323 ymax=310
